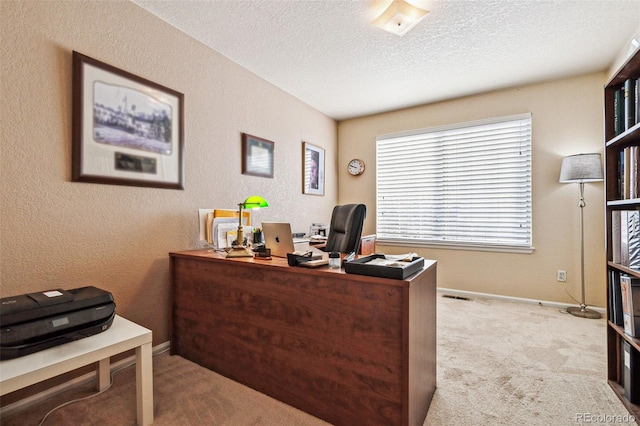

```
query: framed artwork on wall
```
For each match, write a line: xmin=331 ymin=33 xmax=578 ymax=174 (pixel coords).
xmin=242 ymin=133 xmax=274 ymax=178
xmin=302 ymin=142 xmax=324 ymax=195
xmin=72 ymin=51 xmax=185 ymax=189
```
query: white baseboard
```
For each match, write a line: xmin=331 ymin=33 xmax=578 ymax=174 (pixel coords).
xmin=0 ymin=341 xmax=170 ymax=418
xmin=437 ymin=287 xmax=606 ymax=314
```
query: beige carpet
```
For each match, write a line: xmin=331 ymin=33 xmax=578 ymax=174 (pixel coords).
xmin=427 ymin=296 xmax=634 ymax=425
xmin=1 ymin=295 xmax=635 ymax=425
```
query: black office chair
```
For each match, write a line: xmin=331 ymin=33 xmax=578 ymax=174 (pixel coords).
xmin=323 ymin=204 xmax=367 ymax=254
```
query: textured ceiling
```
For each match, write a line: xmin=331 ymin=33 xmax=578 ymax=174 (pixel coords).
xmin=132 ymin=0 xmax=640 ymax=120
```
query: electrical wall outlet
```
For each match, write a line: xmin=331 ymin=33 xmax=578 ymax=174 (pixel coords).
xmin=557 ymin=270 xmax=567 ymax=282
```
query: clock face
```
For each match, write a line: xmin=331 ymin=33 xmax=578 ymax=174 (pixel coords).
xmin=348 ymin=159 xmax=365 ymax=176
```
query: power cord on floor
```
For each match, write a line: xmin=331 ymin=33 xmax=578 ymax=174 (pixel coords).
xmin=37 ymin=345 xmax=170 ymax=425
xmin=559 ymin=283 xmax=581 ymax=314
xmin=37 ymin=374 xmax=114 ymax=426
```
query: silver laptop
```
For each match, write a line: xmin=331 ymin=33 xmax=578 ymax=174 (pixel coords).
xmin=262 ymin=222 xmax=295 ymax=258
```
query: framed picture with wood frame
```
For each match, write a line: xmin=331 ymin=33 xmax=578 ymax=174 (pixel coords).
xmin=241 ymin=133 xmax=274 ymax=178
xmin=72 ymin=51 xmax=185 ymax=189
xmin=302 ymin=142 xmax=324 ymax=195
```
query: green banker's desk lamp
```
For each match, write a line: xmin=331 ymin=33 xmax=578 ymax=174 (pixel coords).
xmin=226 ymin=195 xmax=269 ymax=258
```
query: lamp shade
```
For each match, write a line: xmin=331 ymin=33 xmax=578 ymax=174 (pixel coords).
xmin=559 ymin=153 xmax=603 ymax=183
xmin=242 ymin=195 xmax=269 ymax=209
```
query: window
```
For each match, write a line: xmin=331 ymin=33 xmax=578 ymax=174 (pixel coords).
xmin=376 ymin=113 xmax=532 ymax=253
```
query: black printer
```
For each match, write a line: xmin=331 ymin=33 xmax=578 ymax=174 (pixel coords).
xmin=0 ymin=286 xmax=116 ymax=360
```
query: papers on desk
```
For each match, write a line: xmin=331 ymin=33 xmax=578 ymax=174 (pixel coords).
xmin=366 ymin=258 xmax=407 ymax=268
xmin=365 ymin=253 xmax=419 ymax=268
xmin=198 ymin=209 xmax=252 ymax=249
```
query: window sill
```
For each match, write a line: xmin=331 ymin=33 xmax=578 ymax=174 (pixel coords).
xmin=376 ymin=239 xmax=535 ymax=254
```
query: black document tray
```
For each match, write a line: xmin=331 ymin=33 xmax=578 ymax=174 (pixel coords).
xmin=344 ymin=254 xmax=425 ymax=279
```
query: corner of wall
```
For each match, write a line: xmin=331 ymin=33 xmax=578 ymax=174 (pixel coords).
xmin=607 ymin=26 xmax=640 ymax=80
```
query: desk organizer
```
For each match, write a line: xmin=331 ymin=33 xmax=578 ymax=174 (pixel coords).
xmin=345 ymin=254 xmax=424 ymax=279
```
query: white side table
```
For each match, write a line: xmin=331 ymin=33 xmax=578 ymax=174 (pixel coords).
xmin=0 ymin=315 xmax=153 ymax=425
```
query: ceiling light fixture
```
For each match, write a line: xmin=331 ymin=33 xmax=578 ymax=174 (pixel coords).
xmin=372 ymin=0 xmax=429 ymax=37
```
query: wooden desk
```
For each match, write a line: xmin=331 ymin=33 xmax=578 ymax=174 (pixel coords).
xmin=170 ymin=249 xmax=436 ymax=426
xmin=0 ymin=315 xmax=153 ymax=426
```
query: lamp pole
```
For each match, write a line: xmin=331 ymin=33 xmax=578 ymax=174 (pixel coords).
xmin=236 ymin=202 xmax=244 ymax=246
xmin=566 ymin=182 xmax=601 ymax=319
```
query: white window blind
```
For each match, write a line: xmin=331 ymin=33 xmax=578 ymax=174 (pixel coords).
xmin=376 ymin=113 xmax=532 ymax=252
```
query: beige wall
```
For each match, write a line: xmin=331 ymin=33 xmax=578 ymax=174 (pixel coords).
xmin=338 ymin=73 xmax=608 ymax=307
xmin=0 ymin=1 xmax=338 ymax=345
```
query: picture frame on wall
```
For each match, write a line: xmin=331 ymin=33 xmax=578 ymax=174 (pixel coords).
xmin=303 ymin=142 xmax=325 ymax=195
xmin=72 ymin=51 xmax=185 ymax=189
xmin=242 ymin=133 xmax=274 ymax=178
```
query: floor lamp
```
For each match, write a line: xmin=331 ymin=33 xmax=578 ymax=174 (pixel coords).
xmin=559 ymin=153 xmax=604 ymax=319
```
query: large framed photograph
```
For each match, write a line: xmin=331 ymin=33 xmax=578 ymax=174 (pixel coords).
xmin=72 ymin=51 xmax=184 ymax=189
xmin=302 ymin=142 xmax=325 ymax=195
xmin=242 ymin=133 xmax=274 ymax=178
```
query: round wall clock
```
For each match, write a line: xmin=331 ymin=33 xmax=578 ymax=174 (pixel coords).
xmin=347 ymin=159 xmax=365 ymax=176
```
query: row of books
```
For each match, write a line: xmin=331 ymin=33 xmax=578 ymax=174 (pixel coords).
xmin=608 ymin=271 xmax=640 ymax=337
xmin=613 ymin=78 xmax=640 ymax=136
xmin=611 ymin=210 xmax=640 ymax=269
xmin=616 ymin=146 xmax=639 ymax=200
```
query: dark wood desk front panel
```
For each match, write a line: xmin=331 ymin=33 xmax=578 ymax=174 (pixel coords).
xmin=169 ymin=250 xmax=436 ymax=426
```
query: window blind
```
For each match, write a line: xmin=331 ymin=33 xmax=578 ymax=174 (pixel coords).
xmin=376 ymin=113 xmax=532 ymax=252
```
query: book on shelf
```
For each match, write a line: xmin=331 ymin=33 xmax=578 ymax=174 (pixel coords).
xmin=617 ymin=146 xmax=639 ymax=199
xmin=609 ymin=270 xmax=624 ymax=326
xmin=623 ymin=210 xmax=631 ymax=267
xmin=614 ymin=78 xmax=640 ymax=136
xmin=620 ymin=275 xmax=632 ymax=335
xmin=613 ymin=210 xmax=622 ymax=264
xmin=625 ymin=79 xmax=637 ymax=131
xmin=632 ymin=211 xmax=640 ymax=270
xmin=620 ymin=274 xmax=640 ymax=337
xmin=612 ymin=210 xmax=640 ymax=269
xmin=615 ymin=87 xmax=624 ymax=136
xmin=623 ymin=340 xmax=640 ymax=404
xmin=636 ymin=77 xmax=640 ymax=124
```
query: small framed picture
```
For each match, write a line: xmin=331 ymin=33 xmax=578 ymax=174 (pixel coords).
xmin=242 ymin=133 xmax=274 ymax=178
xmin=302 ymin=142 xmax=324 ymax=195
xmin=72 ymin=51 xmax=184 ymax=189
